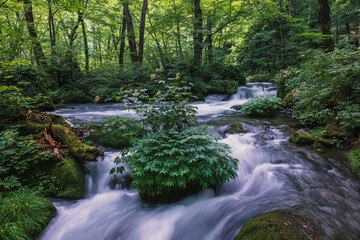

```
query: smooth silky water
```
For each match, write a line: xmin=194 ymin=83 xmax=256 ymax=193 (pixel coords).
xmin=39 ymin=83 xmax=360 ymax=240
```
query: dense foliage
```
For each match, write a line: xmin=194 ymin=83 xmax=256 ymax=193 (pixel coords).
xmin=241 ymin=96 xmax=282 ymax=117
xmin=100 ymin=117 xmax=145 ymax=149
xmin=0 ymin=127 xmax=54 ymax=190
xmin=275 ymin=50 xmax=360 ymax=130
xmin=0 ymin=188 xmax=56 ymax=240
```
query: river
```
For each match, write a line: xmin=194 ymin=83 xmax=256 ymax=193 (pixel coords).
xmin=39 ymin=83 xmax=360 ymax=240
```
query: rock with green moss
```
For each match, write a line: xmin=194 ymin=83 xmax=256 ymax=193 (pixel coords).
xmin=26 ymin=112 xmax=103 ymax=162
xmin=52 ymin=124 xmax=101 ymax=162
xmin=234 ymin=209 xmax=319 ymax=240
xmin=225 ymin=122 xmax=246 ymax=134
xmin=349 ymin=149 xmax=360 ymax=178
xmin=281 ymin=88 xmax=298 ymax=105
xmin=315 ymin=137 xmax=332 ymax=147
xmin=51 ymin=156 xmax=85 ymax=199
xmin=324 ymin=123 xmax=342 ymax=138
xmin=289 ymin=131 xmax=314 ymax=145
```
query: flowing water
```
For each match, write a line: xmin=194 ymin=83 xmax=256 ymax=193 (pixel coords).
xmin=39 ymin=83 xmax=360 ymax=240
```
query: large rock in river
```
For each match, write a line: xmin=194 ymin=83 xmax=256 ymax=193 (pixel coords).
xmin=289 ymin=131 xmax=314 ymax=145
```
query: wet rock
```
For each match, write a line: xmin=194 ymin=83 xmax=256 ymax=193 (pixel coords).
xmin=316 ymin=137 xmax=333 ymax=147
xmin=222 ymin=94 xmax=232 ymax=101
xmin=51 ymin=156 xmax=85 ymax=199
xmin=234 ymin=209 xmax=320 ymax=240
xmin=231 ymin=105 xmax=242 ymax=111
xmin=324 ymin=123 xmax=343 ymax=139
xmin=279 ymin=125 xmax=293 ymax=133
xmin=260 ymin=134 xmax=274 ymax=140
xmin=221 ymin=122 xmax=246 ymax=134
xmin=289 ymin=131 xmax=314 ymax=145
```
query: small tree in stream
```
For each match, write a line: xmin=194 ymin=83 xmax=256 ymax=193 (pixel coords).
xmin=111 ymin=74 xmax=238 ymax=203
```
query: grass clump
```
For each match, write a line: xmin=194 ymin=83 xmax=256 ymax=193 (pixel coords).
xmin=349 ymin=149 xmax=360 ymax=178
xmin=0 ymin=188 xmax=56 ymax=240
xmin=101 ymin=117 xmax=145 ymax=149
xmin=241 ymin=96 xmax=281 ymax=117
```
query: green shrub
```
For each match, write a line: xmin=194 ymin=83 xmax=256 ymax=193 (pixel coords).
xmin=208 ymin=80 xmax=239 ymax=94
xmin=0 ymin=127 xmax=54 ymax=190
xmin=241 ymin=96 xmax=281 ymax=117
xmin=101 ymin=117 xmax=145 ymax=149
xmin=114 ymin=127 xmax=238 ymax=203
xmin=112 ymin=78 xmax=239 ymax=203
xmin=349 ymin=149 xmax=360 ymax=178
xmin=275 ymin=50 xmax=360 ymax=128
xmin=0 ymin=188 xmax=56 ymax=240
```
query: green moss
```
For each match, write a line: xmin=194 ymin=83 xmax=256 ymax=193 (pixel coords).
xmin=281 ymin=88 xmax=298 ymax=105
xmin=349 ymin=149 xmax=360 ymax=178
xmin=0 ymin=188 xmax=56 ymax=240
xmin=227 ymin=122 xmax=245 ymax=134
xmin=289 ymin=131 xmax=314 ymax=145
xmin=51 ymin=156 xmax=85 ymax=199
xmin=316 ymin=137 xmax=333 ymax=147
xmin=324 ymin=124 xmax=342 ymax=138
xmin=234 ymin=210 xmax=315 ymax=240
xmin=52 ymin=124 xmax=102 ymax=162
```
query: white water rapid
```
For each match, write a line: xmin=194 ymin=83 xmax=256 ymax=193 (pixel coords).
xmin=39 ymin=83 xmax=360 ymax=240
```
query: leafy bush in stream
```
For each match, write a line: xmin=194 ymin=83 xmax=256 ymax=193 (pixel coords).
xmin=241 ymin=96 xmax=281 ymax=117
xmin=100 ymin=117 xmax=145 ymax=149
xmin=111 ymin=75 xmax=239 ymax=203
xmin=0 ymin=188 xmax=56 ymax=240
xmin=0 ymin=127 xmax=54 ymax=190
xmin=274 ymin=50 xmax=360 ymax=131
xmin=114 ymin=128 xmax=238 ymax=203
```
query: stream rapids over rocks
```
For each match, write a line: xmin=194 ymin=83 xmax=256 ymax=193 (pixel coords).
xmin=39 ymin=83 xmax=360 ymax=240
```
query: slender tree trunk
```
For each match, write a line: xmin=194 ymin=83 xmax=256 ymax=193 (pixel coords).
xmin=335 ymin=17 xmax=339 ymax=45
xmin=147 ymin=11 xmax=165 ymax=66
xmin=48 ymin=0 xmax=56 ymax=56
xmin=123 ymin=2 xmax=138 ymax=63
xmin=119 ymin=6 xmax=127 ymax=66
xmin=358 ymin=24 xmax=360 ymax=47
xmin=176 ymin=21 xmax=183 ymax=59
xmin=193 ymin=0 xmax=202 ymax=66
xmin=308 ymin=0 xmax=311 ymax=26
xmin=78 ymin=10 xmax=89 ymax=73
xmin=205 ymin=19 xmax=213 ymax=63
xmin=317 ymin=0 xmax=334 ymax=51
xmin=138 ymin=0 xmax=148 ymax=63
xmin=23 ymin=0 xmax=47 ymax=69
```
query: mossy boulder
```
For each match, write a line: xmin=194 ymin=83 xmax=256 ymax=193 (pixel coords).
xmin=51 ymin=156 xmax=85 ymax=199
xmin=51 ymin=124 xmax=101 ymax=162
xmin=281 ymin=88 xmax=298 ymax=105
xmin=315 ymin=137 xmax=333 ymax=147
xmin=26 ymin=112 xmax=103 ymax=162
xmin=289 ymin=131 xmax=314 ymax=145
xmin=324 ymin=123 xmax=343 ymax=139
xmin=231 ymin=105 xmax=243 ymax=111
xmin=234 ymin=209 xmax=319 ymax=240
xmin=225 ymin=122 xmax=246 ymax=134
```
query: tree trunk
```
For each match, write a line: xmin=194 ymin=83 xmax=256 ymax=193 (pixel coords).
xmin=147 ymin=11 xmax=165 ymax=66
xmin=193 ymin=0 xmax=202 ymax=66
xmin=123 ymin=2 xmax=138 ymax=63
xmin=48 ymin=0 xmax=56 ymax=56
xmin=23 ymin=0 xmax=47 ymax=69
xmin=79 ymin=10 xmax=89 ymax=73
xmin=317 ymin=0 xmax=334 ymax=51
xmin=308 ymin=0 xmax=311 ymax=26
xmin=138 ymin=0 xmax=148 ymax=63
xmin=205 ymin=19 xmax=212 ymax=63
xmin=119 ymin=6 xmax=127 ymax=66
